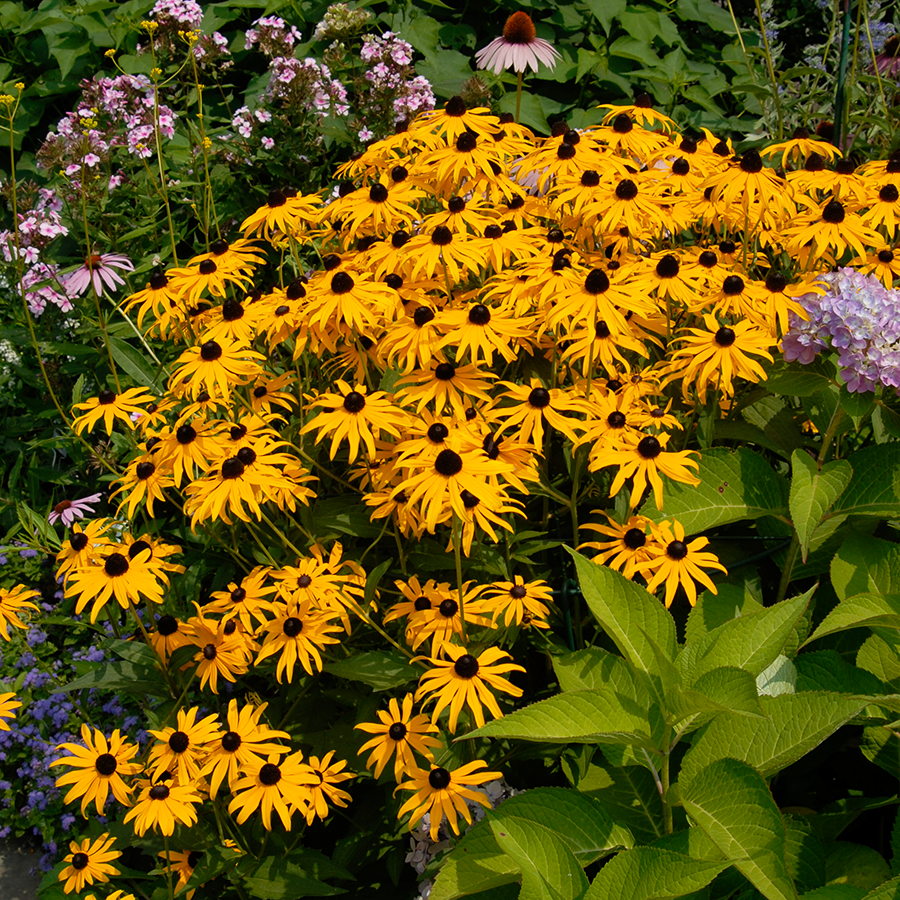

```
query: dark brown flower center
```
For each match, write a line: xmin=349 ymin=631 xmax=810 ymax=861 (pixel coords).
xmin=388 ymin=722 xmax=407 ymax=741
xmin=585 ymin=269 xmax=610 ymax=294
xmin=822 ymin=200 xmax=845 ymax=223
xmin=136 ymin=461 xmax=155 ymax=480
xmin=434 ymin=362 xmax=456 ymax=381
xmin=468 ymin=304 xmax=491 ymax=325
xmin=70 ymin=532 xmax=89 ymax=551
xmin=104 ymin=553 xmax=129 ymax=577
xmin=503 ymin=11 xmax=537 ymax=43
xmin=95 ymin=753 xmax=117 ymax=776
xmin=624 ymin=527 xmax=646 ymax=549
xmin=510 ymin=584 xmax=527 ymax=599
xmin=438 ymin=598 xmax=459 ymax=618
xmin=71 ymin=852 xmax=89 ymax=870
xmin=529 ymin=387 xmax=551 ymax=408
xmin=283 ymin=617 xmax=303 ymax=637
xmin=431 ymin=225 xmax=454 ymax=246
xmin=427 ymin=423 xmax=449 ymax=443
xmin=738 ymin=149 xmax=763 ymax=173
xmin=198 ymin=259 xmax=217 ymax=275
xmin=667 ymin=540 xmax=688 ymax=560
xmin=222 ymin=731 xmax=241 ymax=752
xmin=221 ymin=458 xmax=245 ymax=479
xmin=656 ymin=254 xmax=679 ymax=278
xmin=715 ymin=327 xmax=736 ymax=347
xmin=638 ymin=436 xmax=661 ymax=459
xmin=157 ymin=615 xmax=178 ymax=636
xmin=343 ymin=391 xmax=366 ymax=413
xmin=169 ymin=731 xmax=190 ymax=753
xmin=454 ymin=654 xmax=480 ymax=677
xmin=723 ymin=275 xmax=744 ymax=295
xmin=259 ymin=763 xmax=281 ymax=785
xmin=202 ymin=643 xmax=217 ymax=660
xmin=435 ymin=449 xmax=463 ymax=477
xmin=369 ymin=183 xmax=389 ymax=203
xmin=331 ymin=272 xmax=354 ymax=294
xmin=428 ymin=767 xmax=451 ymax=789
xmin=149 ymin=783 xmax=171 ymax=800
xmin=200 ymin=341 xmax=222 ymax=361
xmin=98 ymin=390 xmax=116 ymax=405
xmin=765 ymin=272 xmax=787 ymax=292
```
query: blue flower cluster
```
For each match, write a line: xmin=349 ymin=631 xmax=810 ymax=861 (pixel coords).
xmin=782 ymin=268 xmax=900 ymax=393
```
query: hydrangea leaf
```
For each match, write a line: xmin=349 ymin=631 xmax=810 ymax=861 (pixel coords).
xmin=824 ymin=842 xmax=892 ymax=892
xmin=831 ymin=533 xmax=900 ymax=601
xmin=785 ymin=817 xmax=826 ymax=893
xmin=323 ymin=650 xmax=416 ymax=691
xmin=857 ymin=634 xmax=900 ymax=690
xmin=789 ymin=450 xmax=853 ymax=561
xmin=553 ymin=646 xmax=650 ymax=702
xmin=679 ymin=693 xmax=868 ymax=789
xmin=642 ymin=447 xmax=789 ymax=533
xmin=490 ymin=815 xmax=590 ymax=900
xmin=763 ymin=357 xmax=837 ymax=396
xmin=240 ymin=856 xmax=348 ymax=898
xmin=463 ymin=689 xmax=655 ymax=749
xmin=797 ymin=650 xmax=887 ymax=695
xmin=685 ymin=583 xmax=764 ymax=644
xmin=756 ymin=655 xmax=797 ymax=697
xmin=676 ymin=590 xmax=812 ymax=685
xmin=798 ymin=887 xmax=866 ymax=899
xmin=682 ymin=758 xmax=799 ymax=900
xmin=803 ymin=593 xmax=900 ymax=646
xmin=672 ymin=666 xmax=766 ymax=721
xmin=832 ymin=444 xmax=900 ymax=518
xmin=567 ymin=547 xmax=677 ymax=679
xmin=583 ymin=847 xmax=730 ymax=900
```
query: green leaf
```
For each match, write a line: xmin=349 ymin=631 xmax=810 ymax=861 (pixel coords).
xmin=108 ymin=336 xmax=162 ymax=390
xmin=825 ymin=842 xmax=891 ymax=892
xmin=891 ymin=811 xmax=900 ymax=876
xmin=584 ymin=847 xmax=730 ymax=900
xmin=60 ymin=660 xmax=169 ymax=697
xmin=363 ymin=558 xmax=391 ymax=611
xmin=430 ymin=850 xmax=519 ymax=900
xmin=241 ymin=856 xmax=349 ymax=898
xmin=679 ymin=693 xmax=868 ymax=789
xmin=764 ymin=358 xmax=836 ymax=396
xmin=490 ymin=816 xmax=589 ymax=900
xmin=673 ymin=666 xmax=765 ymax=721
xmin=858 ymin=634 xmax=900 ymax=690
xmin=311 ymin=495 xmax=383 ymax=539
xmin=677 ymin=590 xmax=812 ymax=685
xmin=832 ymin=445 xmax=900 ymax=518
xmin=786 ymin=817 xmax=826 ymax=893
xmin=568 ymin=547 xmax=677 ymax=678
xmin=800 ymin=887 xmax=866 ymax=899
xmin=860 ymin=726 xmax=900 ymax=780
xmin=790 ymin=451 xmax=853 ymax=561
xmin=583 ymin=0 xmax=627 ymax=32
xmin=860 ymin=873 xmax=900 ymax=899
xmin=464 ymin=689 xmax=654 ymax=748
xmin=804 ymin=593 xmax=900 ymax=646
xmin=831 ymin=533 xmax=900 ymax=601
xmin=682 ymin=758 xmax=799 ymax=900
xmin=797 ymin=650 xmax=887 ymax=695
xmin=756 ymin=655 xmax=797 ymax=697
xmin=685 ymin=584 xmax=764 ymax=644
xmin=323 ymin=651 xmax=415 ymax=691
xmin=564 ymin=756 xmax=665 ymax=844
xmin=674 ymin=0 xmax=735 ymax=30
xmin=642 ymin=448 xmax=789 ymax=533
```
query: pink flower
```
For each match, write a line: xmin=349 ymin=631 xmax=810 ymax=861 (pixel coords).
xmin=65 ymin=252 xmax=134 ymax=297
xmin=49 ymin=493 xmax=103 ymax=527
xmin=475 ymin=12 xmax=560 ymax=74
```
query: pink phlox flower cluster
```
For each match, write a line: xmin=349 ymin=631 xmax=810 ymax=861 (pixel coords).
xmin=245 ymin=15 xmax=303 ymax=57
xmin=1 ymin=189 xmax=68 ymax=265
xmin=149 ymin=0 xmax=203 ymax=29
xmin=192 ymin=31 xmax=233 ymax=70
xmin=266 ymin=57 xmax=349 ymax=117
xmin=21 ymin=262 xmax=71 ymax=316
xmin=783 ymin=267 xmax=900 ymax=392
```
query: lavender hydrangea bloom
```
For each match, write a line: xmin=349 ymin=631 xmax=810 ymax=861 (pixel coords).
xmin=782 ymin=268 xmax=900 ymax=392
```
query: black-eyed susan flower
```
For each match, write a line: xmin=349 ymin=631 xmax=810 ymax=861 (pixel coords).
xmin=356 ymin=694 xmax=441 ymax=780
xmin=638 ymin=519 xmax=727 ymax=607
xmin=397 ymin=362 xmax=495 ymax=419
xmin=64 ymin=547 xmax=165 ymax=623
xmin=377 ymin=302 xmax=446 ymax=374
xmin=414 ymin=644 xmax=524 ymax=733
xmin=435 ymin=301 xmax=533 ymax=365
xmin=166 ymin=258 xmax=253 ymax=303
xmin=240 ymin=188 xmax=321 ymax=240
xmin=201 ymin=699 xmax=290 ymax=800
xmin=411 ymin=96 xmax=500 ymax=145
xmin=668 ymin=315 xmax=774 ymax=403
xmin=299 ymin=751 xmax=353 ymax=824
xmin=72 ymin=386 xmax=156 ymax=436
xmin=0 ymin=585 xmax=39 ymax=640
xmin=157 ymin=850 xmax=200 ymax=900
xmin=148 ymin=707 xmax=221 ymax=784
xmin=304 ymin=269 xmax=396 ymax=335
xmin=156 ymin=418 xmax=225 ymax=488
xmin=55 ymin=520 xmax=113 ymax=580
xmin=51 ymin=725 xmax=143 ymax=816
xmin=405 ymin=224 xmax=488 ymax=283
xmin=589 ymin=432 xmax=700 ymax=510
xmin=408 ymin=582 xmax=494 ymax=654
xmin=481 ymin=576 xmax=553 ymax=629
xmin=396 ymin=760 xmax=502 ymax=840
xmin=58 ymin=833 xmax=121 ymax=895
xmin=185 ymin=605 xmax=254 ymax=693
xmin=148 ymin=614 xmax=195 ymax=664
xmin=255 ymin=599 xmax=344 ymax=683
xmin=579 ymin=513 xmax=655 ymax=578
xmin=123 ymin=778 xmax=203 ymax=837
xmin=206 ymin=567 xmax=276 ymax=631
xmin=0 ymin=693 xmax=21 ymax=731
xmin=228 ymin=751 xmax=316 ymax=831
xmin=169 ymin=338 xmax=265 ymax=401
xmin=491 ymin=379 xmax=584 ymax=453
xmin=301 ymin=382 xmax=409 ymax=462
xmin=111 ymin=456 xmax=175 ymax=519
xmin=785 ymin=196 xmax=880 ymax=261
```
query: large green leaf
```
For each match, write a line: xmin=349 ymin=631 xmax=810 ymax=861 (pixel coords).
xmin=680 ymin=693 xmax=868 ymax=788
xmin=860 ymin=873 xmax=900 ymax=898
xmin=832 ymin=533 xmax=900 ymax=601
xmin=464 ymin=689 xmax=654 ymax=748
xmin=672 ymin=666 xmax=765 ymax=722
xmin=685 ymin=584 xmax=764 ymax=644
xmin=553 ymin=647 xmax=648 ymax=698
xmin=584 ymin=848 xmax=730 ymax=900
xmin=642 ymin=448 xmax=789 ymax=532
xmin=785 ymin=817 xmax=826 ymax=893
xmin=61 ymin=660 xmax=169 ymax=697
xmin=568 ymin=548 xmax=677 ymax=679
xmin=804 ymin=594 xmax=900 ymax=646
xmin=241 ymin=856 xmax=350 ymax=898
xmin=790 ymin=451 xmax=852 ymax=562
xmin=677 ymin=590 xmax=812 ymax=685
xmin=683 ymin=758 xmax=799 ymax=900
xmin=832 ymin=445 xmax=900 ymax=518
xmin=826 ymin=842 xmax=892 ymax=892
xmin=323 ymin=650 xmax=416 ymax=691
xmin=565 ymin=756 xmax=665 ymax=844
xmin=796 ymin=651 xmax=887 ymax=696
xmin=490 ymin=816 xmax=589 ymax=900
xmin=800 ymin=888 xmax=866 ymax=899
xmin=858 ymin=634 xmax=900 ymax=690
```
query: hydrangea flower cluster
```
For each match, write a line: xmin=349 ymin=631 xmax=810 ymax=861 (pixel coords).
xmin=783 ymin=268 xmax=900 ymax=392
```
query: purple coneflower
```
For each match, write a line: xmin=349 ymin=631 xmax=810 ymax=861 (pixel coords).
xmin=65 ymin=252 xmax=134 ymax=298
xmin=475 ymin=12 xmax=560 ymax=75
xmin=48 ymin=493 xmax=103 ymax=527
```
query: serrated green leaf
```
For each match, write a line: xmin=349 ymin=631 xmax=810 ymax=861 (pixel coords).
xmin=682 ymin=758 xmax=799 ymax=900
xmin=642 ymin=448 xmax=789 ymax=533
xmin=686 ymin=584 xmax=764 ymax=644
xmin=858 ymin=634 xmax=900 ymax=690
xmin=565 ymin=756 xmax=665 ymax=844
xmin=859 ymin=873 xmax=900 ymax=898
xmin=832 ymin=533 xmax=900 ymax=601
xmin=797 ymin=650 xmax=887 ymax=695
xmin=801 ymin=887 xmax=866 ymax=899
xmin=584 ymin=847 xmax=730 ymax=900
xmin=680 ymin=693 xmax=868 ymax=788
xmin=464 ymin=689 xmax=654 ymax=748
xmin=583 ymin=0 xmax=627 ymax=32
xmin=832 ymin=445 xmax=900 ymax=518
xmin=804 ymin=593 xmax=900 ymax=646
xmin=825 ymin=842 xmax=891 ymax=892
xmin=860 ymin=726 xmax=900 ymax=780
xmin=323 ymin=651 xmax=415 ymax=691
xmin=568 ymin=548 xmax=677 ymax=679
xmin=60 ymin=660 xmax=169 ymax=696
xmin=429 ymin=850 xmax=519 ymax=900
xmin=677 ymin=590 xmax=812 ymax=685
xmin=490 ymin=816 xmax=589 ymax=900
xmin=553 ymin=647 xmax=650 ymax=704
xmin=786 ymin=817 xmax=826 ymax=893
xmin=757 ymin=655 xmax=797 ymax=697
xmin=764 ymin=358 xmax=836 ymax=396
xmin=790 ymin=451 xmax=853 ymax=561
xmin=673 ymin=666 xmax=765 ymax=721
xmin=240 ymin=855 xmax=348 ymax=898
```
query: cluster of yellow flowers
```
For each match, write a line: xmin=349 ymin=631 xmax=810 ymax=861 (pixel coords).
xmin=24 ymin=94 xmax=900 ymax=870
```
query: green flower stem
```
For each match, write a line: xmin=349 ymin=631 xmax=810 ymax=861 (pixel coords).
xmin=833 ymin=0 xmax=854 ymax=150
xmin=753 ymin=0 xmax=784 ymax=140
xmin=343 ymin=595 xmax=420 ymax=663
xmin=453 ymin=513 xmax=468 ymax=644
xmin=162 ymin=834 xmax=175 ymax=900
xmin=514 ymin=70 xmax=524 ymax=123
